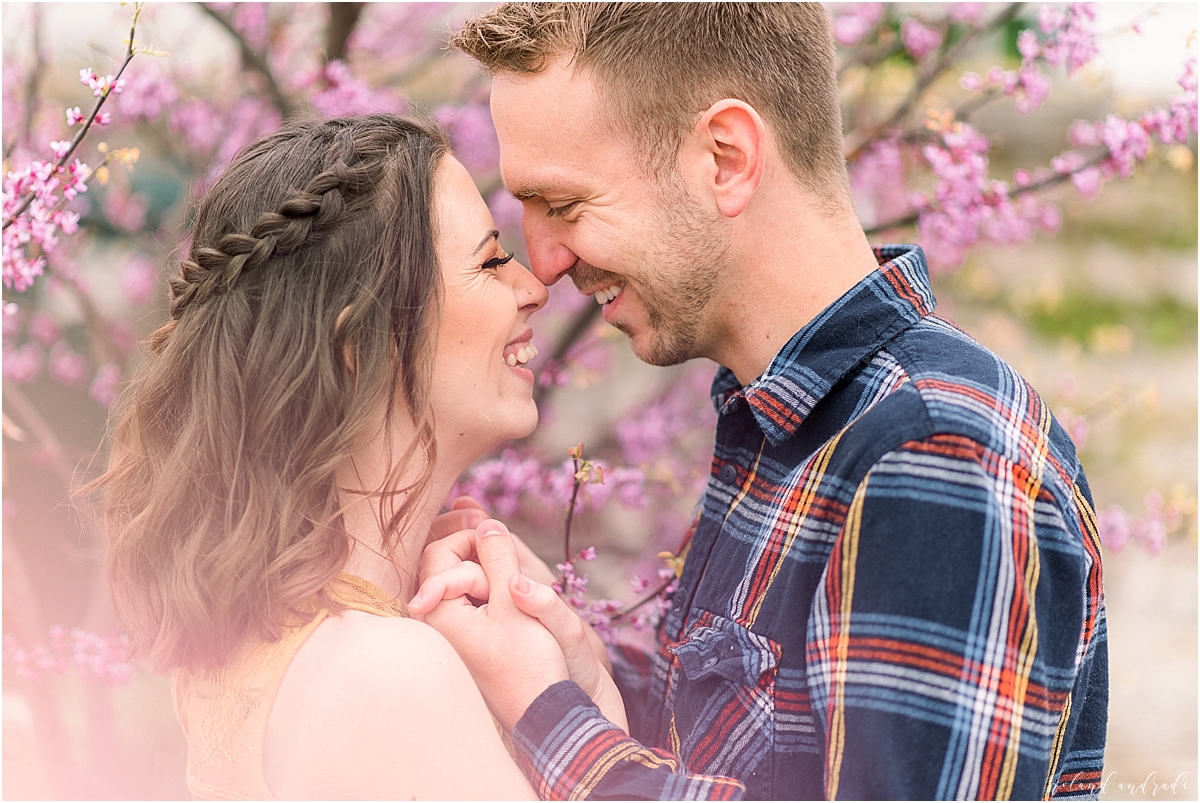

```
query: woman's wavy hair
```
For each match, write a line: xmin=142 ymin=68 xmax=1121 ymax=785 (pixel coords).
xmin=92 ymin=114 xmax=449 ymax=671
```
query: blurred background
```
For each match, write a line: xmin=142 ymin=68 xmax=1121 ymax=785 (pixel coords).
xmin=2 ymin=3 xmax=1195 ymax=799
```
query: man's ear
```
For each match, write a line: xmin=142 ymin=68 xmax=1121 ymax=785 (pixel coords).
xmin=693 ymin=99 xmax=767 ymax=219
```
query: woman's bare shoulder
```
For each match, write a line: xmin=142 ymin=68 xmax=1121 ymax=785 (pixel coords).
xmin=265 ymin=610 xmax=534 ymax=800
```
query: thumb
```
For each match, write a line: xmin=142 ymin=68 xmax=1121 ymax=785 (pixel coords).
xmin=474 ymin=519 xmax=522 ymax=605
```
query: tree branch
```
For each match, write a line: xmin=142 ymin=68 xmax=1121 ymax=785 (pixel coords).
xmin=2 ymin=4 xmax=143 ymax=232
xmin=197 ymin=2 xmax=297 ymax=118
xmin=845 ymin=3 xmax=1024 ymax=161
xmin=863 ymin=152 xmax=1107 ymax=237
xmin=326 ymin=2 xmax=365 ymax=63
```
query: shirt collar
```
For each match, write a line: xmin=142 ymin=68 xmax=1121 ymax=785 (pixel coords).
xmin=710 ymin=244 xmax=936 ymax=445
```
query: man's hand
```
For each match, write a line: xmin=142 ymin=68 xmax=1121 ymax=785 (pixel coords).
xmin=508 ymin=570 xmax=628 ymax=732
xmin=413 ymin=519 xmax=571 ymax=731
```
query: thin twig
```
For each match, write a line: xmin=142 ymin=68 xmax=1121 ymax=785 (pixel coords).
xmin=197 ymin=3 xmax=297 ymax=118
xmin=845 ymin=3 xmax=1024 ymax=161
xmin=864 ymin=152 xmax=1108 ymax=237
xmin=3 ymin=5 xmax=143 ymax=232
xmin=611 ymin=576 xmax=674 ymax=621
xmin=563 ymin=452 xmax=583 ymax=566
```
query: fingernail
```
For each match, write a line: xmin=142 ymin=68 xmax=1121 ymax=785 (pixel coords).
xmin=478 ymin=521 xmax=507 ymax=537
xmin=514 ymin=573 xmax=531 ymax=594
xmin=409 ymin=590 xmax=425 ymax=608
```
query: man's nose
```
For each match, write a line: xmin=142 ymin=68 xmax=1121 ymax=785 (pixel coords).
xmin=522 ymin=214 xmax=577 ymax=286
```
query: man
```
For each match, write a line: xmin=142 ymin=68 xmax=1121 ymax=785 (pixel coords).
xmin=409 ymin=4 xmax=1108 ymax=799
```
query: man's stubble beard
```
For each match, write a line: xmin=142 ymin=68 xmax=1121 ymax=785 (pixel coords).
xmin=575 ymin=183 xmax=728 ymax=368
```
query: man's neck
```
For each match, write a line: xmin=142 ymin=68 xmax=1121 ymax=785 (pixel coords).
xmin=702 ymin=186 xmax=880 ymax=387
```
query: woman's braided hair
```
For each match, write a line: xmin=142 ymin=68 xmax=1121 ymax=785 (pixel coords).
xmin=96 ymin=115 xmax=449 ymax=671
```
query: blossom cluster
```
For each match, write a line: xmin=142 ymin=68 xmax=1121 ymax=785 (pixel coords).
xmin=3 ymin=627 xmax=135 ymax=685
xmin=1097 ymin=489 xmax=1196 ymax=556
xmin=915 ymin=120 xmax=1062 ymax=270
xmin=554 ymin=546 xmax=679 ymax=644
xmin=2 ymin=157 xmax=88 ymax=291
xmin=451 ymin=448 xmax=650 ymax=519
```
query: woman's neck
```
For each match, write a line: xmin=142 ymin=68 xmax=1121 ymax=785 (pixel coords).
xmin=337 ymin=463 xmax=460 ymax=602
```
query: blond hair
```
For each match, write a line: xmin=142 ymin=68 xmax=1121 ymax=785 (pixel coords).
xmin=449 ymin=2 xmax=847 ymax=201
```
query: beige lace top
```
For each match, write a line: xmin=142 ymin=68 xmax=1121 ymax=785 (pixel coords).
xmin=172 ymin=573 xmax=408 ymax=800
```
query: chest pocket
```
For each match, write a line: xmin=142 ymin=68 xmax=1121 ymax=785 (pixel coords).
xmin=666 ymin=611 xmax=781 ymax=792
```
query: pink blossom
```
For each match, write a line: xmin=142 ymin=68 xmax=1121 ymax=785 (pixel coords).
xmin=1067 ymin=120 xmax=1100 ymax=148
xmin=65 ymin=106 xmax=85 ymax=126
xmin=1100 ymin=114 xmax=1150 ymax=177
xmin=832 ymin=4 xmax=884 ymax=46
xmin=960 ymin=72 xmax=983 ymax=92
xmin=295 ymin=60 xmax=404 ymax=119
xmin=850 ymin=138 xmax=911 ymax=227
xmin=117 ymin=58 xmax=180 ymax=121
xmin=488 ymin=188 xmax=524 ymax=237
xmin=95 ymin=112 xmax=112 ymax=127
xmin=119 ymin=255 xmax=158 ymax=305
xmin=104 ymin=187 xmax=148 ymax=233
xmin=1098 ymin=505 xmax=1131 ymax=551
xmin=29 ymin=312 xmax=60 ymax=345
xmin=901 ymin=19 xmax=942 ymax=61
xmin=1040 ymin=3 xmax=1099 ymax=75
xmin=89 ymin=363 xmax=123 ymax=407
xmin=1071 ymin=166 xmax=1102 ymax=198
xmin=49 ymin=342 xmax=87 ymax=384
xmin=3 ymin=343 xmax=43 ymax=382
xmin=434 ymin=102 xmax=500 ymax=177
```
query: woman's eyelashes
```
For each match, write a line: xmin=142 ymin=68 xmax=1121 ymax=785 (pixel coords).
xmin=481 ymin=251 xmax=514 ymax=271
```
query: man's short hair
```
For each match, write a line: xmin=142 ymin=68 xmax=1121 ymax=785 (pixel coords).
xmin=449 ymin=2 xmax=847 ymax=203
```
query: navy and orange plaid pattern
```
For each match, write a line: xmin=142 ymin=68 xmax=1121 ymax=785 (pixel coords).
xmin=512 ymin=245 xmax=1107 ymax=800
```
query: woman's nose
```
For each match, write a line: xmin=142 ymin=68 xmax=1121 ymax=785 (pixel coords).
xmin=514 ymin=261 xmax=548 ymax=315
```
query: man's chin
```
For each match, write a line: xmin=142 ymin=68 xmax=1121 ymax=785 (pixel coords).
xmin=625 ymin=329 xmax=695 ymax=368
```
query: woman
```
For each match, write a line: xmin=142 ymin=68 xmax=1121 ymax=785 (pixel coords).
xmin=95 ymin=114 xmax=589 ymax=799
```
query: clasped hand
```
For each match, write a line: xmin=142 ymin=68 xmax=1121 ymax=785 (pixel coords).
xmin=409 ymin=498 xmax=627 ymax=733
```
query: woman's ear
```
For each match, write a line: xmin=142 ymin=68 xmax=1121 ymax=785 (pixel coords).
xmin=691 ymin=99 xmax=767 ymax=219
xmin=335 ymin=305 xmax=356 ymax=376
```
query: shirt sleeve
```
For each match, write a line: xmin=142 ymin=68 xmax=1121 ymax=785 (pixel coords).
xmin=805 ymin=433 xmax=1107 ymax=800
xmin=510 ymin=680 xmax=746 ymax=801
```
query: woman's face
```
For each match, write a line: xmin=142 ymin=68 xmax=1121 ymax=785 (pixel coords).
xmin=429 ymin=157 xmax=548 ymax=467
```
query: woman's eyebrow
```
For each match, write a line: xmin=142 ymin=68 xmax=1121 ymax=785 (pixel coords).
xmin=473 ymin=229 xmax=500 ymax=254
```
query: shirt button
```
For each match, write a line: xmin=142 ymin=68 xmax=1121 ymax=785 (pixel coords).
xmin=719 ymin=464 xmax=738 ymax=485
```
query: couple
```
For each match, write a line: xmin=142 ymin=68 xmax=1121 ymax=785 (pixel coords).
xmin=97 ymin=4 xmax=1108 ymax=800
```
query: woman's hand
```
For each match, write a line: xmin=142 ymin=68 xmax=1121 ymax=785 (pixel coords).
xmin=427 ymin=497 xmax=557 ymax=587
xmin=412 ymin=519 xmax=625 ymax=732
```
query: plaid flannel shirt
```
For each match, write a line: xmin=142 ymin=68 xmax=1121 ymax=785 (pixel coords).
xmin=512 ymin=245 xmax=1108 ymax=800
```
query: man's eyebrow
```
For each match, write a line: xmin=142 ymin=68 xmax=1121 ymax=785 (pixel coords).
xmin=473 ymin=229 xmax=500 ymax=254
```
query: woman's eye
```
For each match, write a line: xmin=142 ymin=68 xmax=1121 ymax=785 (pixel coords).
xmin=481 ymin=252 xmax=514 ymax=271
xmin=546 ymin=201 xmax=579 ymax=219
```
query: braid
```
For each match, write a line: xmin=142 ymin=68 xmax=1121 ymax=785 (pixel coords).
xmin=151 ymin=121 xmax=397 ymax=353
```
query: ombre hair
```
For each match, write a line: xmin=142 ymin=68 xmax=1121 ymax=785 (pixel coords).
xmin=92 ymin=115 xmax=449 ymax=671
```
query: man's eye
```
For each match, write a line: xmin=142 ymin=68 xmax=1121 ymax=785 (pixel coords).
xmin=481 ymin=252 xmax=514 ymax=270
xmin=546 ymin=201 xmax=580 ymax=219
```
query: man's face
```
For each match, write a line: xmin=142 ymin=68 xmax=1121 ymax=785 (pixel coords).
xmin=490 ymin=61 xmax=728 ymax=367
